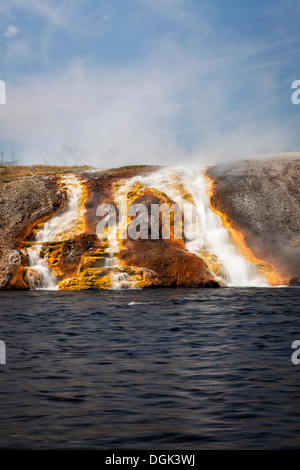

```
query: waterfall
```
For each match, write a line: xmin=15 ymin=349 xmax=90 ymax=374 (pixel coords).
xmin=26 ymin=175 xmax=84 ymax=290
xmin=181 ymin=169 xmax=269 ymax=287
xmin=27 ymin=246 xmax=58 ymax=290
xmin=103 ymin=187 xmax=138 ymax=290
xmin=25 ymin=167 xmax=271 ymax=290
xmin=115 ymin=167 xmax=269 ymax=287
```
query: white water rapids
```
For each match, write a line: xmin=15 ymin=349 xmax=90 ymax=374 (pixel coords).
xmin=27 ymin=175 xmax=84 ymax=290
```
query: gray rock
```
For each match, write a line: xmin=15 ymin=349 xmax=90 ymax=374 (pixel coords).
xmin=207 ymin=154 xmax=300 ymax=279
xmin=0 ymin=175 xmax=65 ymax=288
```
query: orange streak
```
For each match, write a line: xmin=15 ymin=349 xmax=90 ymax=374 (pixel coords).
xmin=56 ymin=174 xmax=87 ymax=238
xmin=203 ymin=171 xmax=286 ymax=286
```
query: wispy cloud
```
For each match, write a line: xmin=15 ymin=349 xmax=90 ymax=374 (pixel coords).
xmin=1 ymin=62 xmax=181 ymax=165
xmin=4 ymin=25 xmax=20 ymax=38
xmin=0 ymin=0 xmax=299 ymax=166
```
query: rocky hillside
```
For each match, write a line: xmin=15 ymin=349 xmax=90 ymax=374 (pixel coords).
xmin=0 ymin=174 xmax=65 ymax=288
xmin=59 ymin=166 xmax=217 ymax=289
xmin=206 ymin=154 xmax=300 ymax=284
xmin=0 ymin=155 xmax=299 ymax=289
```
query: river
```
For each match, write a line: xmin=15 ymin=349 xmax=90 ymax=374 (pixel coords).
xmin=0 ymin=288 xmax=299 ymax=449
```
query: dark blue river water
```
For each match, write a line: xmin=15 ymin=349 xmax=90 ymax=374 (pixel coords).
xmin=0 ymin=288 xmax=299 ymax=449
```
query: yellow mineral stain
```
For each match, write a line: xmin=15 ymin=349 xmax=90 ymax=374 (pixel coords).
xmin=113 ymin=179 xmax=184 ymax=243
xmin=56 ymin=174 xmax=87 ymax=239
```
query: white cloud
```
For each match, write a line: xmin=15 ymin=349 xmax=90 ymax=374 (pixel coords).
xmin=0 ymin=46 xmax=297 ymax=168
xmin=0 ymin=62 xmax=182 ymax=166
xmin=4 ymin=25 xmax=19 ymax=38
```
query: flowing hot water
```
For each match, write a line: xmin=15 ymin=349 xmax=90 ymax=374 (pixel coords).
xmin=26 ymin=168 xmax=270 ymax=289
xmin=115 ymin=168 xmax=269 ymax=287
xmin=27 ymin=175 xmax=85 ymax=290
xmin=102 ymin=185 xmax=139 ymax=290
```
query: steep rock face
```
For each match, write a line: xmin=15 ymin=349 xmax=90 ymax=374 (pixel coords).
xmin=61 ymin=167 xmax=218 ymax=289
xmin=0 ymin=175 xmax=65 ymax=248
xmin=0 ymin=175 xmax=65 ymax=288
xmin=119 ymin=189 xmax=219 ymax=288
xmin=57 ymin=166 xmax=161 ymax=289
xmin=2 ymin=158 xmax=297 ymax=290
xmin=81 ymin=166 xmax=160 ymax=234
xmin=120 ymin=238 xmax=219 ymax=288
xmin=206 ymin=155 xmax=300 ymax=283
xmin=0 ymin=249 xmax=28 ymax=289
xmin=41 ymin=233 xmax=103 ymax=280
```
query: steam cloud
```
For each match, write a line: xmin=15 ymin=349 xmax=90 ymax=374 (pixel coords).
xmin=0 ymin=0 xmax=299 ymax=167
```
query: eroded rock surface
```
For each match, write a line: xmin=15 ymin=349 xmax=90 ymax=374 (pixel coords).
xmin=1 ymin=157 xmax=298 ymax=290
xmin=206 ymin=154 xmax=300 ymax=283
xmin=119 ymin=189 xmax=218 ymax=288
xmin=0 ymin=175 xmax=65 ymax=288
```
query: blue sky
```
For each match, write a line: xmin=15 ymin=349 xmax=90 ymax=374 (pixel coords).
xmin=0 ymin=0 xmax=300 ymax=166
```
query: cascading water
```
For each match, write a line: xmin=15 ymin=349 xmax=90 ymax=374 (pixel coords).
xmin=27 ymin=246 xmax=58 ymax=290
xmin=25 ymin=167 xmax=270 ymax=290
xmin=27 ymin=175 xmax=84 ymax=290
xmin=115 ymin=167 xmax=269 ymax=287
xmin=181 ymin=169 xmax=269 ymax=287
xmin=103 ymin=187 xmax=138 ymax=290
